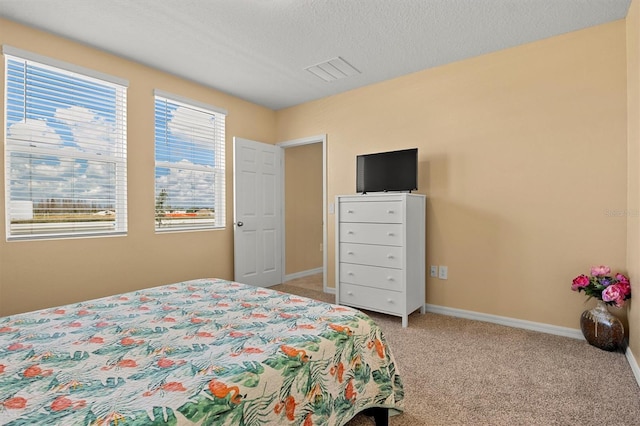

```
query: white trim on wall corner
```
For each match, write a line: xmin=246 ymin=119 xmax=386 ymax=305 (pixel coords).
xmin=626 ymin=347 xmax=640 ymax=389
xmin=424 ymin=303 xmax=584 ymax=340
xmin=284 ymin=267 xmax=323 ymax=282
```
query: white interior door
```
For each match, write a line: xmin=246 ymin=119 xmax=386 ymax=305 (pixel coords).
xmin=233 ymin=137 xmax=282 ymax=287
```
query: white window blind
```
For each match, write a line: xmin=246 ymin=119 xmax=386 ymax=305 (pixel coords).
xmin=4 ymin=47 xmax=128 ymax=240
xmin=154 ymin=91 xmax=226 ymax=232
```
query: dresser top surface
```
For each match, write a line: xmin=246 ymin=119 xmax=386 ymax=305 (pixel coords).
xmin=337 ymin=193 xmax=425 ymax=201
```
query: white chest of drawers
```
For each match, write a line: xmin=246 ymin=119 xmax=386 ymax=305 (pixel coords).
xmin=335 ymin=193 xmax=426 ymax=327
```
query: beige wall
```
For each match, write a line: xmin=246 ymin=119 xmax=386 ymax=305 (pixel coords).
xmin=627 ymin=1 xmax=640 ymax=364
xmin=284 ymin=143 xmax=323 ymax=275
xmin=277 ymin=21 xmax=628 ymax=329
xmin=0 ymin=18 xmax=276 ymax=316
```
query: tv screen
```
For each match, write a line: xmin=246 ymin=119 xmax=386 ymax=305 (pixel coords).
xmin=356 ymin=148 xmax=417 ymax=194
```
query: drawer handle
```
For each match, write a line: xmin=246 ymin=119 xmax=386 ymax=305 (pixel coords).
xmin=347 ymin=291 xmax=354 ymax=296
xmin=347 ymin=231 xmax=354 ymax=235
xmin=386 ymin=298 xmax=394 ymax=303
xmin=387 ymin=277 xmax=394 ymax=281
xmin=347 ymin=210 xmax=354 ymax=214
xmin=347 ymin=251 xmax=354 ymax=255
xmin=387 ymin=254 xmax=394 ymax=259
xmin=387 ymin=232 xmax=395 ymax=236
xmin=347 ymin=271 xmax=354 ymax=276
xmin=387 ymin=210 xmax=395 ymax=214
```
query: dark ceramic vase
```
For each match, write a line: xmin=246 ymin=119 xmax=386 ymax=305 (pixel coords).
xmin=580 ymin=300 xmax=624 ymax=351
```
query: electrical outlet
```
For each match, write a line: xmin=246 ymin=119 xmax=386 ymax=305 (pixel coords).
xmin=438 ymin=266 xmax=448 ymax=280
xmin=430 ymin=265 xmax=438 ymax=277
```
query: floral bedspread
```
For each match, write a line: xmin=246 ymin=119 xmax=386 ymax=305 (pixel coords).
xmin=0 ymin=278 xmax=403 ymax=425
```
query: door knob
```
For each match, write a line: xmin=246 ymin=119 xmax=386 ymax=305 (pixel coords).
xmin=237 ymin=221 xmax=244 ymax=227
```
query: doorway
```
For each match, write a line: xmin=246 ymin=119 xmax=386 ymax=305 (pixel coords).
xmin=278 ymin=135 xmax=328 ymax=292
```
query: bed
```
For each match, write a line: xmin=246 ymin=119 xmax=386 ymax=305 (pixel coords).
xmin=0 ymin=278 xmax=403 ymax=425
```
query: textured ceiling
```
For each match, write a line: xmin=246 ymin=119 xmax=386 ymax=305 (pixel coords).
xmin=0 ymin=0 xmax=632 ymax=110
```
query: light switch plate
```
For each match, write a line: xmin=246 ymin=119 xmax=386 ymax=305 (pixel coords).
xmin=438 ymin=266 xmax=448 ymax=280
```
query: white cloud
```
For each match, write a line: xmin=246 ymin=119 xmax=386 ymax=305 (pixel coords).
xmin=55 ymin=106 xmax=116 ymax=155
xmin=7 ymin=118 xmax=63 ymax=147
xmin=10 ymin=152 xmax=116 ymax=204
xmin=156 ymin=160 xmax=215 ymax=208
xmin=8 ymin=108 xmax=121 ymax=209
xmin=167 ymin=106 xmax=216 ymax=147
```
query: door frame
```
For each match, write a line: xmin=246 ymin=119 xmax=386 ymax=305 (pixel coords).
xmin=277 ymin=134 xmax=328 ymax=292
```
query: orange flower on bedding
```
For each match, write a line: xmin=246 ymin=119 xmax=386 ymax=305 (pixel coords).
xmin=367 ymin=338 xmax=385 ymax=358
xmin=374 ymin=338 xmax=385 ymax=358
xmin=229 ymin=331 xmax=252 ymax=338
xmin=161 ymin=382 xmax=186 ymax=392
xmin=120 ymin=337 xmax=144 ymax=346
xmin=157 ymin=358 xmax=178 ymax=368
xmin=50 ymin=396 xmax=86 ymax=412
xmin=23 ymin=365 xmax=52 ymax=378
xmin=7 ymin=343 xmax=32 ymax=351
xmin=143 ymin=382 xmax=187 ymax=396
xmin=345 ymin=379 xmax=357 ymax=402
xmin=337 ymin=362 xmax=344 ymax=382
xmin=303 ymin=413 xmax=313 ymax=426
xmin=284 ymin=395 xmax=296 ymax=421
xmin=274 ymin=396 xmax=297 ymax=421
xmin=295 ymin=324 xmax=315 ymax=330
xmin=117 ymin=359 xmax=137 ymax=368
xmin=102 ymin=359 xmax=137 ymax=370
xmin=2 ymin=397 xmax=27 ymax=410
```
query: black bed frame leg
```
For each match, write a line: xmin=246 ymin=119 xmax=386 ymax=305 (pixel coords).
xmin=362 ymin=407 xmax=389 ymax=426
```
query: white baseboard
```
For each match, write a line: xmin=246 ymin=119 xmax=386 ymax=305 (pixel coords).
xmin=424 ymin=303 xmax=584 ymax=340
xmin=324 ymin=286 xmax=335 ymax=295
xmin=626 ymin=347 xmax=640 ymax=389
xmin=284 ymin=267 xmax=323 ymax=282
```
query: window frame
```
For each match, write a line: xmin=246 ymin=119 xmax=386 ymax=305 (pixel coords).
xmin=3 ymin=45 xmax=128 ymax=241
xmin=153 ymin=90 xmax=227 ymax=233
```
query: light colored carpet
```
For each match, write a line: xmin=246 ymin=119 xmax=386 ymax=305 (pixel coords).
xmin=271 ymin=282 xmax=640 ymax=426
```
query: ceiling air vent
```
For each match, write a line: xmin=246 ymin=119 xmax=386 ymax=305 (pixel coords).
xmin=305 ymin=57 xmax=360 ymax=82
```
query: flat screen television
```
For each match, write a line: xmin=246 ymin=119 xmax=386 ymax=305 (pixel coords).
xmin=356 ymin=148 xmax=418 ymax=194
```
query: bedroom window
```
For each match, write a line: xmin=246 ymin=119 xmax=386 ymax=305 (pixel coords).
xmin=3 ymin=46 xmax=128 ymax=241
xmin=154 ymin=91 xmax=226 ymax=232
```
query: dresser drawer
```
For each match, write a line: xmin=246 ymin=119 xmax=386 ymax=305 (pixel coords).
xmin=339 ymin=263 xmax=403 ymax=291
xmin=339 ymin=243 xmax=402 ymax=269
xmin=339 ymin=201 xmax=403 ymax=223
xmin=339 ymin=283 xmax=405 ymax=315
xmin=339 ymin=223 xmax=403 ymax=246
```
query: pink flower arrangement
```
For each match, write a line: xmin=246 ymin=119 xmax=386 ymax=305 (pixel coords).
xmin=571 ymin=265 xmax=632 ymax=308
